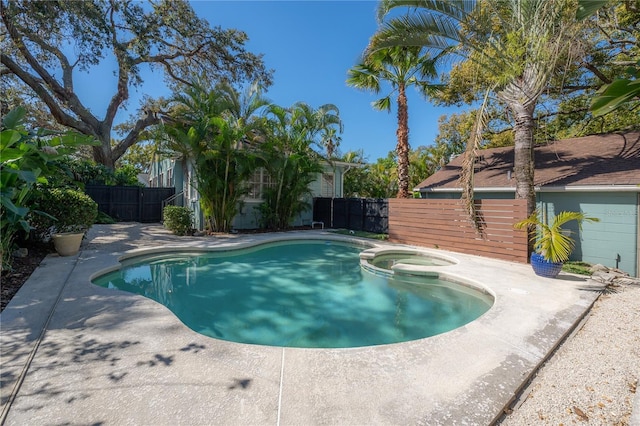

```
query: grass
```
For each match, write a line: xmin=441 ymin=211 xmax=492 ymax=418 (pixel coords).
xmin=329 ymin=229 xmax=389 ymax=241
xmin=562 ymin=261 xmax=593 ymax=276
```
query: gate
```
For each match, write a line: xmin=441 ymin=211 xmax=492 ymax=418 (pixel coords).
xmin=85 ymin=185 xmax=175 ymax=223
xmin=313 ymin=198 xmax=388 ymax=234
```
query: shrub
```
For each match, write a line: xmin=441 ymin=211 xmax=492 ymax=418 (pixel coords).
xmin=0 ymin=107 xmax=96 ymax=269
xmin=95 ymin=211 xmax=117 ymax=224
xmin=163 ymin=205 xmax=193 ymax=236
xmin=30 ymin=188 xmax=98 ymax=237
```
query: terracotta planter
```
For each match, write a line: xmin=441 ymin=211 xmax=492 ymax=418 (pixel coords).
xmin=52 ymin=232 xmax=84 ymax=256
xmin=530 ymin=252 xmax=563 ymax=278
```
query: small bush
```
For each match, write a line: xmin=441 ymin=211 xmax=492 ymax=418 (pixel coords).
xmin=95 ymin=211 xmax=117 ymax=224
xmin=30 ymin=188 xmax=98 ymax=236
xmin=163 ymin=205 xmax=193 ymax=236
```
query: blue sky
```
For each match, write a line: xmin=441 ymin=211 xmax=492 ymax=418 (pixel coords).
xmin=80 ymin=1 xmax=467 ymax=162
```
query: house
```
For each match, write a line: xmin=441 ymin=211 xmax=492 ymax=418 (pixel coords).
xmin=149 ymin=155 xmax=356 ymax=231
xmin=415 ymin=132 xmax=640 ymax=276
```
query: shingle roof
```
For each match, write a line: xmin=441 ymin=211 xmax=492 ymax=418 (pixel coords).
xmin=416 ymin=131 xmax=640 ymax=191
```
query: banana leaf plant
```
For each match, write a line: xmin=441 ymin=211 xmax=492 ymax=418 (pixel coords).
xmin=514 ymin=211 xmax=600 ymax=263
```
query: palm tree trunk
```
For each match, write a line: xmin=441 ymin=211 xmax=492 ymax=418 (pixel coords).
xmin=510 ymin=101 xmax=537 ymax=217
xmin=396 ymin=83 xmax=411 ymax=198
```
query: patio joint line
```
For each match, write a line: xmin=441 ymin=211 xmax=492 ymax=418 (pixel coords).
xmin=0 ymin=254 xmax=81 ymax=426
xmin=277 ymin=347 xmax=285 ymax=426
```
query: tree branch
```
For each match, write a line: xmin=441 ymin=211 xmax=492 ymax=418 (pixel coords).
xmin=1 ymin=8 xmax=100 ymax=129
xmin=535 ymin=107 xmax=590 ymax=120
xmin=103 ymin=2 xmax=130 ymax=132
xmin=112 ymin=109 xmax=160 ymax=160
xmin=18 ymin=27 xmax=75 ymax=91
xmin=1 ymin=53 xmax=96 ymax=135
xmin=581 ymin=61 xmax=612 ymax=84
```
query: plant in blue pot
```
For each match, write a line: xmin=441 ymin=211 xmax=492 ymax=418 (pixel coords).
xmin=514 ymin=211 xmax=599 ymax=278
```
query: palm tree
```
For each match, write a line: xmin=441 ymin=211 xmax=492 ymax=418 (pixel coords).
xmin=347 ymin=45 xmax=440 ymax=198
xmin=373 ymin=0 xmax=583 ymax=216
xmin=315 ymin=104 xmax=344 ymax=158
xmin=259 ymin=102 xmax=328 ymax=229
xmin=162 ymin=81 xmax=267 ymax=232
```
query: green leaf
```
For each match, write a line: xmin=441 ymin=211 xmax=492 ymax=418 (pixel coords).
xmin=591 ymin=78 xmax=640 ymax=117
xmin=1 ymin=107 xmax=25 ymax=129
xmin=0 ymin=147 xmax=26 ymax=162
xmin=0 ymin=196 xmax=29 ymax=217
xmin=576 ymin=0 xmax=607 ymax=20
xmin=0 ymin=129 xmax=23 ymax=150
xmin=372 ymin=96 xmax=392 ymax=112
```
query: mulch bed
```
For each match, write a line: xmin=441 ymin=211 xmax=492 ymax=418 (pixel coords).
xmin=1 ymin=241 xmax=52 ymax=313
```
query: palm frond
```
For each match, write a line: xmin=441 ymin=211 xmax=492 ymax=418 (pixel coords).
xmin=459 ymin=88 xmax=490 ymax=234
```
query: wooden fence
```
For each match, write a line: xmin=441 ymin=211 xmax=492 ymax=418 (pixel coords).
xmin=85 ymin=185 xmax=175 ymax=223
xmin=389 ymin=198 xmax=528 ymax=263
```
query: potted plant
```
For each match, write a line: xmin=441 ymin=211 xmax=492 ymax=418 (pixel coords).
xmin=514 ymin=210 xmax=599 ymax=278
xmin=30 ymin=188 xmax=98 ymax=256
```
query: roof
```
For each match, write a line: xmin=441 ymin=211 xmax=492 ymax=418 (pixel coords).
xmin=416 ymin=131 xmax=640 ymax=192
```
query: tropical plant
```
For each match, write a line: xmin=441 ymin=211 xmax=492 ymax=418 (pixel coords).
xmin=0 ymin=107 xmax=96 ymax=269
xmin=372 ymin=0 xmax=586 ymax=217
xmin=347 ymin=45 xmax=441 ymax=198
xmin=591 ymin=60 xmax=640 ymax=116
xmin=316 ymin=104 xmax=344 ymax=158
xmin=514 ymin=211 xmax=599 ymax=263
xmin=162 ymin=81 xmax=264 ymax=232
xmin=163 ymin=205 xmax=193 ymax=236
xmin=1 ymin=0 xmax=271 ymax=169
xmin=340 ymin=150 xmax=369 ymax=198
xmin=259 ymin=102 xmax=327 ymax=229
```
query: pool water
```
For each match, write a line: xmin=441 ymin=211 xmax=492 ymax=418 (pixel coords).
xmin=93 ymin=240 xmax=492 ymax=348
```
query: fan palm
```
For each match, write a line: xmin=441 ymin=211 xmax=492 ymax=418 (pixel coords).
xmin=373 ymin=0 xmax=583 ymax=215
xmin=348 ymin=45 xmax=441 ymax=198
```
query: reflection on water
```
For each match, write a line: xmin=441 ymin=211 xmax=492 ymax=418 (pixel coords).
xmin=93 ymin=241 xmax=492 ymax=348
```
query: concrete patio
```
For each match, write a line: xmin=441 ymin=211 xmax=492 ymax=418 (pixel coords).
xmin=0 ymin=223 xmax=604 ymax=425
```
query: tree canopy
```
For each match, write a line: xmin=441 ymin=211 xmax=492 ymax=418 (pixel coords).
xmin=1 ymin=0 xmax=272 ymax=169
xmin=372 ymin=0 xmax=638 ymax=218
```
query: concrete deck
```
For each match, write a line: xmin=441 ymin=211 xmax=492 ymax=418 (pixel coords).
xmin=0 ymin=223 xmax=604 ymax=425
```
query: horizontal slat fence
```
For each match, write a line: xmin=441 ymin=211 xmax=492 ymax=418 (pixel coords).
xmin=389 ymin=198 xmax=528 ymax=263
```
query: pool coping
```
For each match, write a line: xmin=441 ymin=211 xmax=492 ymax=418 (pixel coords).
xmin=0 ymin=224 xmax=605 ymax=425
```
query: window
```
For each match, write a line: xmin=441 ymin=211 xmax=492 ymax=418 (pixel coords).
xmin=166 ymin=168 xmax=173 ymax=187
xmin=321 ymin=173 xmax=334 ymax=197
xmin=246 ymin=168 xmax=273 ymax=200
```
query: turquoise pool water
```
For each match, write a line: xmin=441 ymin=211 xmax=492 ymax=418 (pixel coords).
xmin=92 ymin=240 xmax=492 ymax=348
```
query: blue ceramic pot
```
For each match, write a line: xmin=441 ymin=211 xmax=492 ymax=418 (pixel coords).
xmin=530 ymin=252 xmax=563 ymax=278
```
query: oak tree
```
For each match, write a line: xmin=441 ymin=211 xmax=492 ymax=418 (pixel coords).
xmin=1 ymin=0 xmax=272 ymax=169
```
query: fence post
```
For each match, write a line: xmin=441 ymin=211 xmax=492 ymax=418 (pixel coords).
xmin=138 ymin=187 xmax=143 ymax=222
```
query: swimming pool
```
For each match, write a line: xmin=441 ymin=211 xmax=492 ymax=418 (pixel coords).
xmin=92 ymin=240 xmax=493 ymax=348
